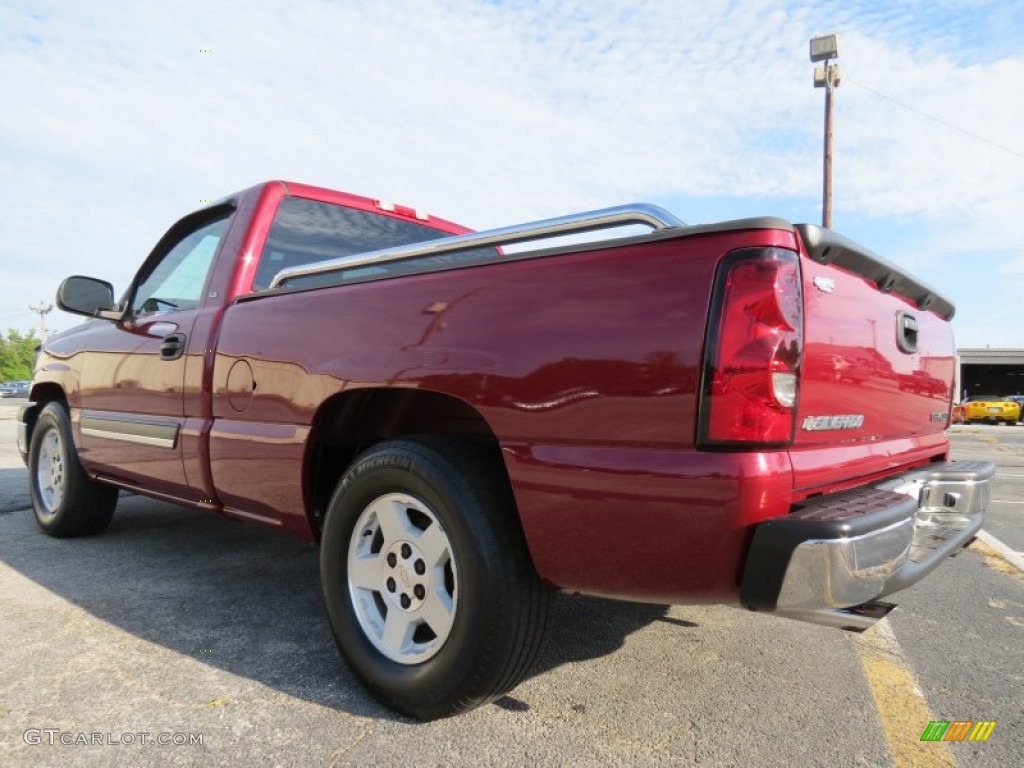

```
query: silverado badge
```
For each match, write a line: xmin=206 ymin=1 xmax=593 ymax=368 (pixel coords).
xmin=801 ymin=414 xmax=865 ymax=431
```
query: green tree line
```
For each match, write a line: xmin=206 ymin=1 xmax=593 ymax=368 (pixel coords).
xmin=0 ymin=329 xmax=39 ymax=380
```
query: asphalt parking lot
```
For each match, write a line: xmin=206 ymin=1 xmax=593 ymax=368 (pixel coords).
xmin=1 ymin=400 xmax=1021 ymax=767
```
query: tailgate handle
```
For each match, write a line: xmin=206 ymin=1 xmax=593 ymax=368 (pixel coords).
xmin=160 ymin=333 xmax=187 ymax=361
xmin=896 ymin=312 xmax=918 ymax=354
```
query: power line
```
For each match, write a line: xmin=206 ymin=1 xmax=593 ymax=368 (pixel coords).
xmin=0 ymin=311 xmax=33 ymax=323
xmin=847 ymin=77 xmax=1024 ymax=163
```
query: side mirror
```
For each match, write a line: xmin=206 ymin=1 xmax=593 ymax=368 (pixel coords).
xmin=57 ymin=276 xmax=121 ymax=320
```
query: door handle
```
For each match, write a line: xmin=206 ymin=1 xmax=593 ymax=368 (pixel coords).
xmin=160 ymin=333 xmax=187 ymax=361
xmin=895 ymin=312 xmax=918 ymax=354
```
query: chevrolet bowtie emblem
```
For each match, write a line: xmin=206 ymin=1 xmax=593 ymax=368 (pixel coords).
xmin=813 ymin=276 xmax=835 ymax=294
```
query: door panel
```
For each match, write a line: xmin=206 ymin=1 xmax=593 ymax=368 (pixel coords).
xmin=77 ymin=315 xmax=196 ymax=496
xmin=74 ymin=212 xmax=231 ymax=501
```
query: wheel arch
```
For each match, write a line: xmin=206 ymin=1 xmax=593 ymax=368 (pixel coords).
xmin=29 ymin=382 xmax=67 ymax=407
xmin=20 ymin=383 xmax=68 ymax=459
xmin=303 ymin=387 xmax=507 ymax=540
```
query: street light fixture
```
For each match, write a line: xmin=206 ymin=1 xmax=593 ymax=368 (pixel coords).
xmin=809 ymin=33 xmax=840 ymax=62
xmin=810 ymin=33 xmax=841 ymax=228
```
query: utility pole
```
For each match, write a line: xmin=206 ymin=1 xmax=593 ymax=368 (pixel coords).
xmin=822 ymin=77 xmax=836 ymax=228
xmin=810 ymin=34 xmax=841 ymax=228
xmin=28 ymin=301 xmax=53 ymax=339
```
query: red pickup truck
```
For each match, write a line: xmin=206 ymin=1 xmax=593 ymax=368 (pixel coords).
xmin=19 ymin=180 xmax=994 ymax=719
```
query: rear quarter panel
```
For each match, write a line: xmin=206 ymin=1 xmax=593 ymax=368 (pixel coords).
xmin=210 ymin=228 xmax=798 ymax=599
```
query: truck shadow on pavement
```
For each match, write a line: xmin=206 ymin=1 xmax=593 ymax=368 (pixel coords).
xmin=0 ymin=495 xmax=685 ymax=722
xmin=0 ymin=467 xmax=31 ymax=514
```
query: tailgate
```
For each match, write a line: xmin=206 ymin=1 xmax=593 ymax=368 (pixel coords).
xmin=794 ymin=225 xmax=955 ymax=451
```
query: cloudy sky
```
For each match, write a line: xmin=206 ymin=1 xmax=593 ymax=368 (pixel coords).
xmin=2 ymin=0 xmax=1022 ymax=347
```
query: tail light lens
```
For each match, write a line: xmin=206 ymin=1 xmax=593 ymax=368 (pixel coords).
xmin=698 ymin=247 xmax=803 ymax=448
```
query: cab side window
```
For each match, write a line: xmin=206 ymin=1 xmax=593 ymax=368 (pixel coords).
xmin=253 ymin=198 xmax=456 ymax=291
xmin=131 ymin=216 xmax=229 ymax=316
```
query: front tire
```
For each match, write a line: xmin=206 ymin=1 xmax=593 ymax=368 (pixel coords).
xmin=28 ymin=401 xmax=118 ymax=537
xmin=320 ymin=436 xmax=549 ymax=720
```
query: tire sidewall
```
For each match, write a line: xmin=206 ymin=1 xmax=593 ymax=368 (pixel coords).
xmin=321 ymin=446 xmax=498 ymax=712
xmin=28 ymin=404 xmax=70 ymax=531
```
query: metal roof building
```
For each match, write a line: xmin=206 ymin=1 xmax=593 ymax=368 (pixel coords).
xmin=955 ymin=348 xmax=1024 ymax=401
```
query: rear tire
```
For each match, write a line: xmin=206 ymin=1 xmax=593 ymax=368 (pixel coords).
xmin=320 ymin=436 xmax=549 ymax=720
xmin=28 ymin=401 xmax=118 ymax=537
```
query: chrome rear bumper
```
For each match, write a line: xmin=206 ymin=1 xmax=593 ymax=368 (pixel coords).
xmin=740 ymin=460 xmax=994 ymax=631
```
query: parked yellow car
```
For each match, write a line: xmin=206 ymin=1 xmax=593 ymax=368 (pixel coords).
xmin=958 ymin=396 xmax=1021 ymax=425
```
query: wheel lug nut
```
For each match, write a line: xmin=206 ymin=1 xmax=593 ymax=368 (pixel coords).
xmin=387 ymin=553 xmax=397 ymax=567
xmin=386 ymin=577 xmax=396 ymax=593
xmin=400 ymin=594 xmax=411 ymax=609
xmin=414 ymin=585 xmax=425 ymax=600
xmin=414 ymin=559 xmax=425 ymax=575
xmin=401 ymin=543 xmax=412 ymax=559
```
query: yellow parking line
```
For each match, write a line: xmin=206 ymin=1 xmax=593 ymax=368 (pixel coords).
xmin=974 ymin=532 xmax=1024 ymax=577
xmin=851 ymin=618 xmax=955 ymax=768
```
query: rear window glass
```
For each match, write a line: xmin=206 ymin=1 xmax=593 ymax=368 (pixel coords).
xmin=254 ymin=198 xmax=491 ymax=290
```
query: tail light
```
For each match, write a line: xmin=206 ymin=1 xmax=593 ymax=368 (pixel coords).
xmin=698 ymin=247 xmax=803 ymax=448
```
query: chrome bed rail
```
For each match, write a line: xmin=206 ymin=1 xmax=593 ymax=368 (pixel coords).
xmin=268 ymin=203 xmax=684 ymax=290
